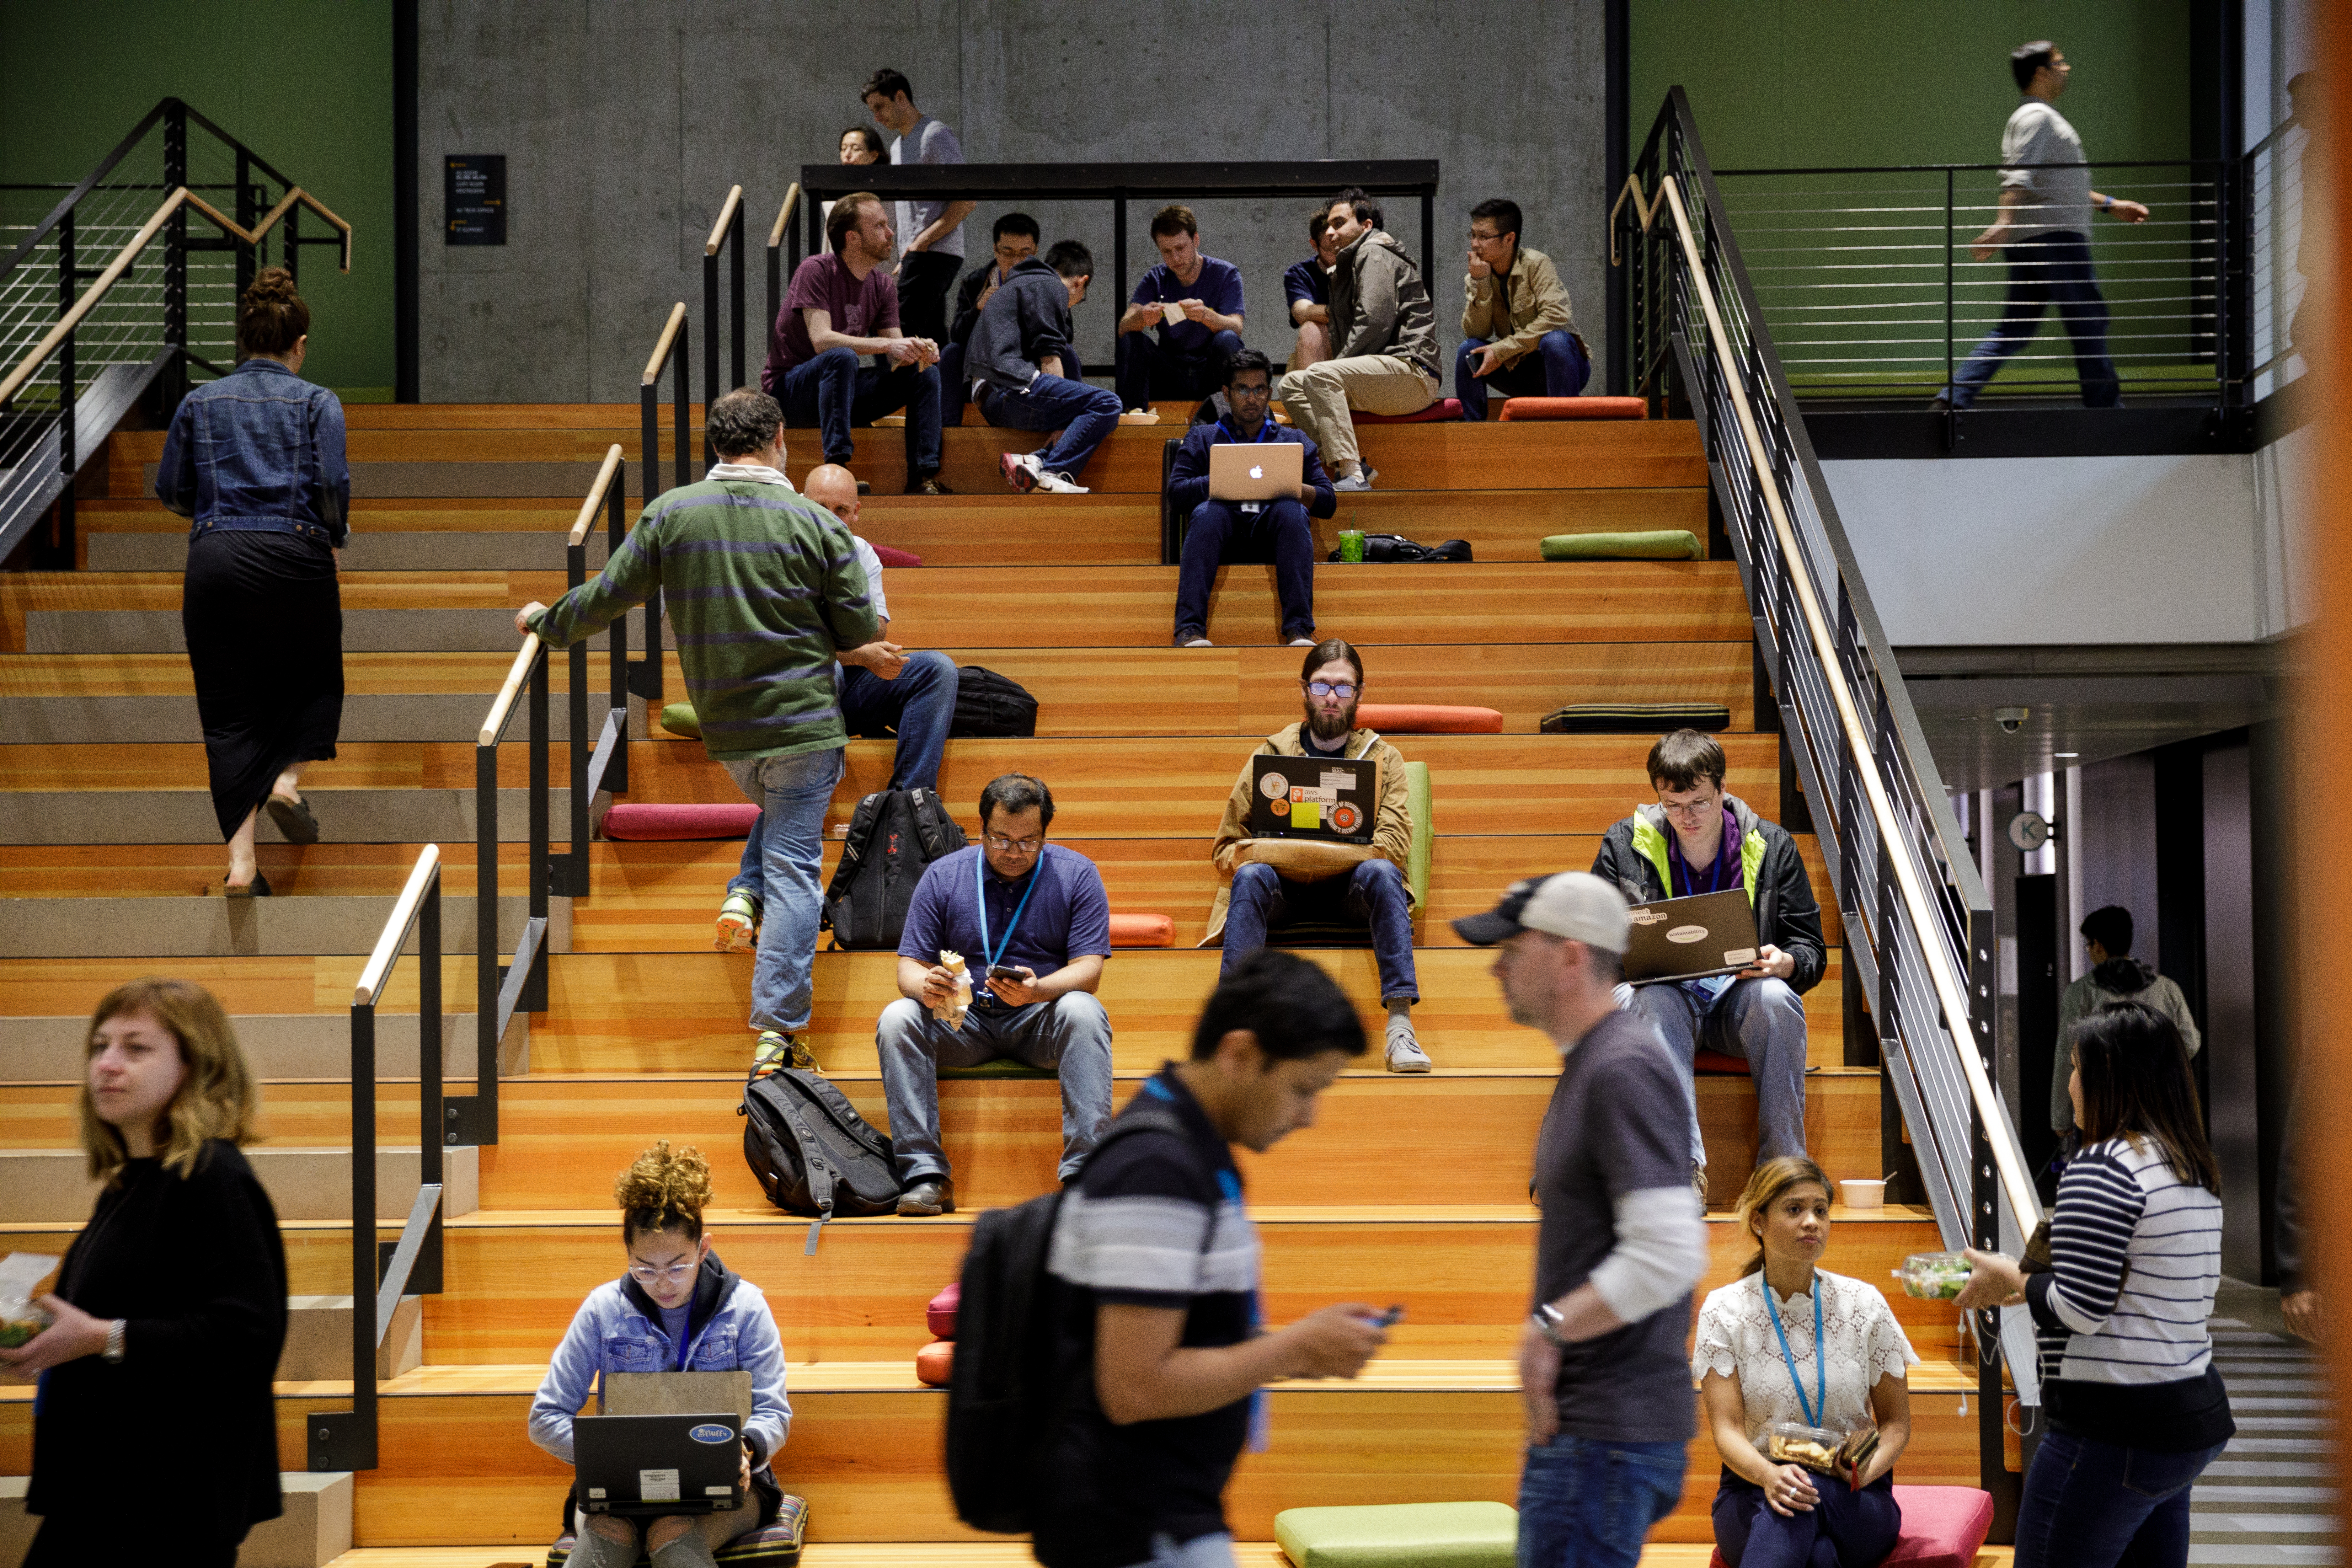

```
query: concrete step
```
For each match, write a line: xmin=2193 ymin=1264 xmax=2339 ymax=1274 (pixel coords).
xmin=0 ymin=787 xmax=578 ymax=845
xmin=0 ymin=1013 xmax=529 ymax=1085
xmin=0 ymin=1144 xmax=480 ymax=1224
xmin=0 ymin=892 xmax=571 ymax=959
xmin=23 ymin=607 xmax=626 ymax=654
xmin=0 ymin=1471 xmax=352 ymax=1567
xmin=282 ymin=1293 xmax=424 ymax=1381
xmin=88 ymin=531 xmax=609 ymax=573
xmin=0 ymin=692 xmax=632 ymax=745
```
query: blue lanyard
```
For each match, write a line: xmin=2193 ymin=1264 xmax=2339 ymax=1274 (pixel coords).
xmin=1670 ymin=813 xmax=1735 ymax=898
xmin=976 ymin=851 xmax=1040 ymax=972
xmin=1216 ymin=417 xmax=1278 ymax=444
xmin=1762 ymin=1273 xmax=1826 ymax=1429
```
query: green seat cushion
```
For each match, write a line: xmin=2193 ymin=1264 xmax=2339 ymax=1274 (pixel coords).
xmin=1540 ymin=529 xmax=1700 ymax=561
xmin=937 ymin=1058 xmax=1055 ymax=1080
xmin=1541 ymin=701 xmax=1731 ymax=735
xmin=1403 ymin=759 xmax=1432 ymax=914
xmin=1274 ymin=1501 xmax=1518 ymax=1567
xmin=662 ymin=701 xmax=702 ymax=738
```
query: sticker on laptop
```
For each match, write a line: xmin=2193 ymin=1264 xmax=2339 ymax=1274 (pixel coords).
xmin=1260 ymin=770 xmax=1290 ymax=800
xmin=1723 ymin=948 xmax=1757 ymax=966
xmin=639 ymin=1468 xmax=681 ymax=1502
xmin=1270 ymin=796 xmax=1290 ymax=817
xmin=1290 ymin=785 xmax=1337 ymax=805
xmin=1627 ymin=907 xmax=1668 ymax=925
xmin=1666 ymin=925 xmax=1710 ymax=944
xmin=1292 ymin=801 xmax=1322 ymax=830
xmin=688 ymin=1424 xmax=733 ymax=1444
xmin=1329 ymin=802 xmax=1362 ymax=833
xmin=1321 ymin=770 xmax=1358 ymax=792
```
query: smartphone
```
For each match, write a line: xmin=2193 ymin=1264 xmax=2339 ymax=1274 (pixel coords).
xmin=986 ymin=964 xmax=1026 ymax=981
xmin=1369 ymin=1304 xmax=1406 ymax=1328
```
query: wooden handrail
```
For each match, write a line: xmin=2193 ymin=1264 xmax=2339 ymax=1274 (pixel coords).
xmin=641 ymin=303 xmax=687 ymax=386
xmin=479 ymin=633 xmax=543 ymax=747
xmin=0 ymin=182 xmax=353 ymax=411
xmin=567 ymin=445 xmax=626 ymax=546
xmin=768 ymin=183 xmax=802 ymax=250
xmin=703 ymin=185 xmax=744 ymax=257
xmin=353 ymin=844 xmax=442 ymax=1006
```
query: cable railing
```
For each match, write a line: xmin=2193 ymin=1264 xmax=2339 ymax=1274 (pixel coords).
xmin=1618 ymin=89 xmax=2042 ymax=1501
xmin=2247 ymin=114 xmax=2314 ymax=401
xmin=637 ymin=302 xmax=690 ymax=707
xmin=702 ymin=184 xmax=747 ymax=466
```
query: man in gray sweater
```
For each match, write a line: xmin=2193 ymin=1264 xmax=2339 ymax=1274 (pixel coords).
xmin=2052 ymin=904 xmax=2200 ymax=1134
xmin=1279 ymin=188 xmax=1441 ymax=492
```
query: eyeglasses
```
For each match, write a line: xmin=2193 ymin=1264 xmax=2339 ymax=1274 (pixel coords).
xmin=1304 ymin=681 xmax=1358 ymax=700
xmin=1658 ymin=796 xmax=1721 ymax=822
xmin=984 ymin=833 xmax=1044 ymax=855
xmin=1468 ymin=229 xmax=1506 ymax=243
xmin=1229 ymin=382 xmax=1272 ymax=399
xmin=627 ymin=1261 xmax=697 ymax=1285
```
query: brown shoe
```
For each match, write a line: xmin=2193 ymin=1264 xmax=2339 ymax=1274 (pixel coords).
xmin=907 ymin=474 xmax=956 ymax=496
xmin=897 ymin=1177 xmax=955 ymax=1216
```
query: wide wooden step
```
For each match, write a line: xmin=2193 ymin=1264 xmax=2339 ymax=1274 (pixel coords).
xmin=0 ymin=1143 xmax=478 ymax=1224
xmin=0 ymin=891 xmax=560 ymax=959
xmin=0 ymin=1011 xmax=520 ymax=1085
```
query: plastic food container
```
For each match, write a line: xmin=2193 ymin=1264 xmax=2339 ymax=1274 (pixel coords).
xmin=1840 ymin=1179 xmax=1886 ymax=1209
xmin=0 ymin=1296 xmax=51 ymax=1349
xmin=1761 ymin=1421 xmax=1845 ymax=1473
xmin=1897 ymin=1249 xmax=1973 ymax=1300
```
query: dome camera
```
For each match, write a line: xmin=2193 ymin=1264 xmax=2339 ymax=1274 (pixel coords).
xmin=1993 ymin=706 xmax=2028 ymax=735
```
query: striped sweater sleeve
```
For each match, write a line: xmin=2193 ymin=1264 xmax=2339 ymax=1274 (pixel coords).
xmin=2027 ymin=1146 xmax=2146 ymax=1337
xmin=531 ymin=506 xmax=662 ymax=648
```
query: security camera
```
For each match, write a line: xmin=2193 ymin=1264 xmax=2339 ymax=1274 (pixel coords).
xmin=1994 ymin=706 xmax=2028 ymax=735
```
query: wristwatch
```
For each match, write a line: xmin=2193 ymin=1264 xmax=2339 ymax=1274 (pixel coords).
xmin=1529 ymin=1302 xmax=1570 ymax=1348
xmin=102 ymin=1319 xmax=125 ymax=1364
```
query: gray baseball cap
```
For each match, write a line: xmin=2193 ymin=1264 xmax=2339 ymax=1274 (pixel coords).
xmin=1451 ymin=871 xmax=1631 ymax=953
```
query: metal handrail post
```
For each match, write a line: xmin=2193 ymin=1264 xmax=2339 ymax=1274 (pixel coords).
xmin=730 ymin=216 xmax=746 ymax=391
xmin=415 ymin=882 xmax=444 ymax=1294
xmin=604 ymin=475 xmax=630 ymax=794
xmin=702 ymin=240 xmax=719 ymax=469
xmin=673 ymin=322 xmax=690 ymax=492
xmin=56 ymin=211 xmax=75 ymax=560
xmin=522 ymin=646 xmax=551 ymax=1012
xmin=349 ymin=974 xmax=378 ymax=1461
xmin=470 ymin=735 xmax=498 ymax=1142
xmin=161 ymin=103 xmax=188 ymax=409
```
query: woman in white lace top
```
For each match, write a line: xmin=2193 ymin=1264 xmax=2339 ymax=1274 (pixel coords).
xmin=1693 ymin=1156 xmax=1919 ymax=1567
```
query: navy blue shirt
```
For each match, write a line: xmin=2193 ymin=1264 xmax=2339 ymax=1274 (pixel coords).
xmin=1130 ymin=256 xmax=1246 ymax=356
xmin=1283 ymin=257 xmax=1330 ymax=311
xmin=898 ymin=844 xmax=1112 ymax=1010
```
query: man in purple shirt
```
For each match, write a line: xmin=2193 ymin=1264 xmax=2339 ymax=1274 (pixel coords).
xmin=761 ymin=192 xmax=948 ymax=497
xmin=877 ymin=772 xmax=1114 ymax=1215
xmin=1116 ymin=204 xmax=1246 ymax=414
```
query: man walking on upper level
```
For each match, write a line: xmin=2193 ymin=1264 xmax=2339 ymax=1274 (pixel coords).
xmin=1278 ymin=188 xmax=1441 ymax=493
xmin=1937 ymin=41 xmax=2150 ymax=411
xmin=862 ymin=67 xmax=974 ymax=346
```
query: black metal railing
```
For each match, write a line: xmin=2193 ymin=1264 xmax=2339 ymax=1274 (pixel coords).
xmin=637 ymin=303 xmax=689 ymax=707
xmin=702 ymin=185 xmax=747 ymax=464
xmin=552 ymin=445 xmax=632 ymax=894
xmin=763 ymin=182 xmax=803 ymax=363
xmin=469 ymin=635 xmax=556 ymax=1145
xmin=1619 ymin=89 xmax=2041 ymax=1515
xmin=308 ymin=845 xmax=449 ymax=1472
xmin=2247 ymin=112 xmax=2315 ymax=402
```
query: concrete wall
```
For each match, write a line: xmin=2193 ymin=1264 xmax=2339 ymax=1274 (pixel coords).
xmin=415 ymin=0 xmax=1608 ymax=403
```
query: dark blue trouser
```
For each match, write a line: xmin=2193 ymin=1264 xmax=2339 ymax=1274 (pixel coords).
xmin=976 ymin=373 xmax=1124 ymax=481
xmin=1175 ymin=499 xmax=1315 ymax=642
xmin=776 ymin=347 xmax=944 ymax=475
xmin=728 ymin=652 xmax=957 ymax=902
xmin=1945 ymin=230 xmax=2120 ymax=409
xmin=1222 ymin=858 xmax=1417 ymax=1001
xmin=2014 ymin=1429 xmax=2226 ymax=1568
xmin=1454 ymin=329 xmax=1591 ymax=419
xmin=1516 ymin=1433 xmax=1686 ymax=1568
xmin=1117 ymin=329 xmax=1243 ymax=412
xmin=942 ymin=342 xmax=1082 ymax=432
xmin=1712 ymin=1470 xmax=1901 ymax=1568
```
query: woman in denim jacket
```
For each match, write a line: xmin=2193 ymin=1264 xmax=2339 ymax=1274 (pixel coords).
xmin=154 ymin=266 xmax=349 ymax=895
xmin=529 ymin=1142 xmax=793 ymax=1568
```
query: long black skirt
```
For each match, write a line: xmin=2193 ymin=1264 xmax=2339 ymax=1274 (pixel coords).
xmin=182 ymin=529 xmax=343 ymax=840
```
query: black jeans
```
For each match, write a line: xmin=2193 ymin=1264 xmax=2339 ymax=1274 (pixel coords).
xmin=1174 ymin=499 xmax=1315 ymax=641
xmin=897 ymin=251 xmax=963 ymax=344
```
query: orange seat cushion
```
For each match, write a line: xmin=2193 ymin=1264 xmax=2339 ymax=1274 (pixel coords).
xmin=1353 ymin=398 xmax=1462 ymax=424
xmin=915 ymin=1340 xmax=955 ymax=1388
xmin=1497 ymin=396 xmax=1648 ymax=421
xmin=1355 ymin=703 xmax=1505 ymax=734
xmin=1110 ymin=913 xmax=1175 ymax=947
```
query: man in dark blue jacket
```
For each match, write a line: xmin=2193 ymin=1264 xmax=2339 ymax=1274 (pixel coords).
xmin=1165 ymin=349 xmax=1337 ymax=648
xmin=966 ymin=241 xmax=1122 ymax=496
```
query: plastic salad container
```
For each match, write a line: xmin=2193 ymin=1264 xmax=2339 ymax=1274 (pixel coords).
xmin=1761 ymin=1421 xmax=1845 ymax=1473
xmin=0 ymin=1296 xmax=50 ymax=1349
xmin=1897 ymin=1249 xmax=1974 ymax=1300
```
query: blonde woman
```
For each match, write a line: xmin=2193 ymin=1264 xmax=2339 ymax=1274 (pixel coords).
xmin=1693 ymin=1156 xmax=1917 ymax=1568
xmin=0 ymin=980 xmax=285 ymax=1568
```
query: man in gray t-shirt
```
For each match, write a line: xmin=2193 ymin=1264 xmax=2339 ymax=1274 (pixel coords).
xmin=861 ymin=67 xmax=973 ymax=346
xmin=1456 ymin=872 xmax=1709 ymax=1567
xmin=1940 ymin=41 xmax=2150 ymax=412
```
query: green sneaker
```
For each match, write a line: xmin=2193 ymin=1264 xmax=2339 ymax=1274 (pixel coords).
xmin=715 ymin=890 xmax=760 ymax=952
xmin=752 ymin=1031 xmax=817 ymax=1079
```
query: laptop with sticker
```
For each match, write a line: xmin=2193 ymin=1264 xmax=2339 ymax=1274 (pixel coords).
xmin=1620 ymin=887 xmax=1762 ymax=986
xmin=1208 ymin=440 xmax=1303 ymax=502
xmin=574 ymin=1412 xmax=744 ymax=1516
xmin=1245 ymin=753 xmax=1379 ymax=845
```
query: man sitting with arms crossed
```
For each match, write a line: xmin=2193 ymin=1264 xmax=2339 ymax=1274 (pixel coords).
xmin=761 ymin=191 xmax=949 ymax=497
xmin=715 ymin=461 xmax=957 ymax=956
xmin=1284 ymin=204 xmax=1340 ymax=373
xmin=967 ymin=240 xmax=1125 ymax=497
xmin=878 ymin=773 xmax=1113 ymax=1216
xmin=1456 ymin=197 xmax=1588 ymax=421
xmin=1116 ymin=204 xmax=1246 ymax=415
xmin=940 ymin=212 xmax=1042 ymax=431
xmin=1165 ymin=348 xmax=1335 ymax=650
xmin=1202 ymin=639 xmax=1429 ymax=1073
xmin=1278 ymin=188 xmax=1441 ymax=493
xmin=1591 ymin=729 xmax=1826 ymax=1201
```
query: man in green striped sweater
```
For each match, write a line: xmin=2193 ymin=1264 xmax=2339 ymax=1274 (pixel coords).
xmin=516 ymin=387 xmax=880 ymax=1077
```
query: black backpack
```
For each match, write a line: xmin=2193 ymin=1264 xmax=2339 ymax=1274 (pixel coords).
xmin=821 ymin=787 xmax=966 ymax=949
xmin=945 ymin=1106 xmax=1191 ymax=1534
xmin=740 ymin=1067 xmax=900 ymax=1253
xmin=951 ymin=667 xmax=1039 ymax=738
xmin=1327 ymin=532 xmax=1472 ymax=563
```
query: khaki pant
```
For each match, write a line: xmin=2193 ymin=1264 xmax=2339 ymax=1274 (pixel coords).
xmin=1279 ymin=355 xmax=1439 ymax=470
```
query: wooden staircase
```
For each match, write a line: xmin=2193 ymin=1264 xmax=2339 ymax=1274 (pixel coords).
xmin=0 ymin=406 xmax=2000 ymax=1563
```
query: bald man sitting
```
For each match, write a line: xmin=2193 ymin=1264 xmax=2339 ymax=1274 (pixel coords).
xmin=716 ymin=462 xmax=960 ymax=953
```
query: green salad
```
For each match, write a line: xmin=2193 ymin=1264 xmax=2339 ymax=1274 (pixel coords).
xmin=1897 ymin=1251 xmax=1973 ymax=1300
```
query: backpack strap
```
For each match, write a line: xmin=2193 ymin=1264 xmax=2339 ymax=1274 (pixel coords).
xmin=768 ymin=1082 xmax=839 ymax=1255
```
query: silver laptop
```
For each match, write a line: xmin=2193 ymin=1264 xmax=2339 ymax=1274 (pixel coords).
xmin=1208 ymin=441 xmax=1303 ymax=502
xmin=1620 ymin=888 xmax=1761 ymax=986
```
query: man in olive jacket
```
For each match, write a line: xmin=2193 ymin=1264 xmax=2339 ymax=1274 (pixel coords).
xmin=1279 ymin=188 xmax=1441 ymax=492
xmin=1591 ymin=729 xmax=1825 ymax=1198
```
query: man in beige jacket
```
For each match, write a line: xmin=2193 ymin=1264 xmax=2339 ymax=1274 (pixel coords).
xmin=1455 ymin=197 xmax=1587 ymax=420
xmin=1201 ymin=638 xmax=1429 ymax=1071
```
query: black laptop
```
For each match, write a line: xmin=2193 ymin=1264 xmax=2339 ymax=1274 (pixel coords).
xmin=1620 ymin=888 xmax=1761 ymax=986
xmin=575 ymin=1412 xmax=743 ymax=1516
xmin=1246 ymin=754 xmax=1379 ymax=844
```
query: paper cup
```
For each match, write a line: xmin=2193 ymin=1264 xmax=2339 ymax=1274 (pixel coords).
xmin=1840 ymin=1179 xmax=1886 ymax=1210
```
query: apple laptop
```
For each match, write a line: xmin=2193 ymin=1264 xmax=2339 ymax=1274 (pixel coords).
xmin=1208 ymin=441 xmax=1303 ymax=502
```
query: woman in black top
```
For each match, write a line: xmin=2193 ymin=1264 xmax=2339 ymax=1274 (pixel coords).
xmin=0 ymin=979 xmax=287 ymax=1567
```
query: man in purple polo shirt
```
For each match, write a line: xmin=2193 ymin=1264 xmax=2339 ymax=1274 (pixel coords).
xmin=876 ymin=772 xmax=1114 ymax=1216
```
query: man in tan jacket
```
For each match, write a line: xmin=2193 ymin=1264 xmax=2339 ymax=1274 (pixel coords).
xmin=1202 ymin=639 xmax=1429 ymax=1071
xmin=1455 ymin=197 xmax=1587 ymax=420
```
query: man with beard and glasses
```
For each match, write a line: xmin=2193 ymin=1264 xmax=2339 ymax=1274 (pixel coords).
xmin=1200 ymin=638 xmax=1428 ymax=1072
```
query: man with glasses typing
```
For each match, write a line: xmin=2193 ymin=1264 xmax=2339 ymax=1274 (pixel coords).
xmin=876 ymin=772 xmax=1114 ymax=1215
xmin=1590 ymin=729 xmax=1826 ymax=1203
xmin=1203 ymin=639 xmax=1430 ymax=1073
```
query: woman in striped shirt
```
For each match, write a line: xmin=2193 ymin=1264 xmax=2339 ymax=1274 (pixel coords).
xmin=1957 ymin=1002 xmax=2233 ymax=1568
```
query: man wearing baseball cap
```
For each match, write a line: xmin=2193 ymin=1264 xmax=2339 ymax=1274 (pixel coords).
xmin=1456 ymin=872 xmax=1709 ymax=1566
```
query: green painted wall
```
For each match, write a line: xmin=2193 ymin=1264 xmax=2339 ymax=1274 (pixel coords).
xmin=0 ymin=2 xmax=396 ymax=401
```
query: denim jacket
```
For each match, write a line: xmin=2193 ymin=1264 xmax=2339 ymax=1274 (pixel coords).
xmin=527 ymin=1252 xmax=792 ymax=1470
xmin=155 ymin=357 xmax=351 ymax=548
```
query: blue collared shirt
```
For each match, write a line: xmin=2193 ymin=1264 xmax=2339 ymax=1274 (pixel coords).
xmin=898 ymin=844 xmax=1113 ymax=1009
xmin=155 ymin=357 xmax=351 ymax=548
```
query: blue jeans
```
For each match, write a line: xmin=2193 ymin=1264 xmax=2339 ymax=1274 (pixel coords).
xmin=2015 ymin=1430 xmax=2226 ymax=1568
xmin=1618 ymin=975 xmax=1808 ymax=1172
xmin=1174 ymin=499 xmax=1315 ymax=641
xmin=1222 ymin=858 xmax=1417 ymax=1001
xmin=720 ymin=746 xmax=844 ymax=1033
xmin=1117 ymin=329 xmax=1243 ymax=411
xmin=1517 ymin=1433 xmax=1685 ymax=1567
xmin=944 ymin=343 xmax=1082 ymax=431
xmin=1454 ymin=329 xmax=1591 ymax=420
xmin=776 ymin=347 xmax=944 ymax=475
xmin=729 ymin=654 xmax=957 ymax=903
xmin=1945 ymin=230 xmax=2120 ymax=409
xmin=976 ymin=372 xmax=1124 ymax=481
xmin=876 ymin=992 xmax=1115 ymax=1184
xmin=1713 ymin=1470 xmax=1900 ymax=1568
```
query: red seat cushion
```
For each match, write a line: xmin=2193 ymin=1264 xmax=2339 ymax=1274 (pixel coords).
xmin=1355 ymin=703 xmax=1504 ymax=734
xmin=1353 ymin=398 xmax=1462 ymax=424
xmin=1705 ymin=1487 xmax=1992 ymax=1568
xmin=1110 ymin=912 xmax=1175 ymax=947
xmin=871 ymin=544 xmax=923 ymax=568
xmin=1694 ymin=1049 xmax=1748 ymax=1075
xmin=927 ymin=1282 xmax=959 ymax=1340
xmin=1497 ymin=396 xmax=1648 ymax=421
xmin=600 ymin=802 xmax=761 ymax=841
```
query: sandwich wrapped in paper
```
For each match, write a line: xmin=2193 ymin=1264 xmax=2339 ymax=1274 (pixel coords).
xmin=935 ymin=950 xmax=972 ymax=1031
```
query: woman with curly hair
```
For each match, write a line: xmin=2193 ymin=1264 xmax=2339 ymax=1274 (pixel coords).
xmin=528 ymin=1141 xmax=793 ymax=1568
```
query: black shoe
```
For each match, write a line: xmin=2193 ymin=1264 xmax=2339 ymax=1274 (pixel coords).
xmin=1927 ymin=395 xmax=1952 ymax=413
xmin=906 ymin=474 xmax=956 ymax=496
xmin=221 ymin=872 xmax=273 ymax=898
xmin=265 ymin=792 xmax=320 ymax=845
xmin=897 ymin=1177 xmax=955 ymax=1216
xmin=855 ymin=480 xmax=872 ymax=496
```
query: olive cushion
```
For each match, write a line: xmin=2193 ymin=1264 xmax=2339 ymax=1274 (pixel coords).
xmin=1539 ymin=530 xmax=1701 ymax=561
xmin=1274 ymin=1500 xmax=1517 ymax=1567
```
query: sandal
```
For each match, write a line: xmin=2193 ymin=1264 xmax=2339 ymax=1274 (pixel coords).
xmin=222 ymin=873 xmax=273 ymax=898
xmin=266 ymin=792 xmax=320 ymax=845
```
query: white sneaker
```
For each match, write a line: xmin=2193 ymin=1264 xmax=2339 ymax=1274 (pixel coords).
xmin=1333 ymin=467 xmax=1378 ymax=493
xmin=998 ymin=450 xmax=1041 ymax=493
xmin=1384 ymin=1022 xmax=1432 ymax=1074
xmin=1286 ymin=636 xmax=1317 ymax=647
xmin=1176 ymin=634 xmax=1214 ymax=648
xmin=1032 ymin=469 xmax=1090 ymax=494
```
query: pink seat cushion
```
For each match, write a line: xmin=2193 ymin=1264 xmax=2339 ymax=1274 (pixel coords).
xmin=1353 ymin=398 xmax=1462 ymax=425
xmin=927 ymin=1282 xmax=959 ymax=1339
xmin=1705 ymin=1487 xmax=1992 ymax=1568
xmin=872 ymin=544 xmax=923 ymax=568
xmin=600 ymin=802 xmax=761 ymax=841
xmin=1497 ymin=396 xmax=1649 ymax=421
xmin=1355 ymin=703 xmax=1504 ymax=734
